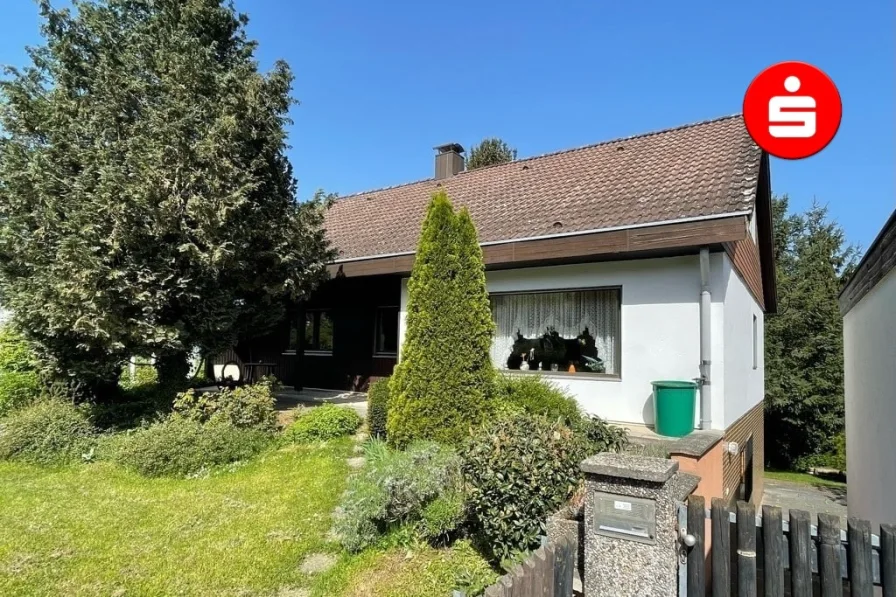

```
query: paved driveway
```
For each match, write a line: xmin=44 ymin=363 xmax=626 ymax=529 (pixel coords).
xmin=762 ymin=479 xmax=848 ymax=525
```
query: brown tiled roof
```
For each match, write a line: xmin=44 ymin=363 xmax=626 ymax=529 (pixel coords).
xmin=324 ymin=114 xmax=761 ymax=261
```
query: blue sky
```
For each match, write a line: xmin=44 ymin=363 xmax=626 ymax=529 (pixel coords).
xmin=2 ymin=1 xmax=893 ymax=249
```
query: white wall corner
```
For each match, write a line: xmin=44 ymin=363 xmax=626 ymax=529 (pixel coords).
xmin=720 ymin=253 xmax=765 ymax=428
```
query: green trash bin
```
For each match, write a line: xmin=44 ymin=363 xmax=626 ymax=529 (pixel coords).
xmin=651 ymin=380 xmax=698 ymax=438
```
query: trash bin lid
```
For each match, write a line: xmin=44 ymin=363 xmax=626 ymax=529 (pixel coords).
xmin=650 ymin=380 xmax=698 ymax=389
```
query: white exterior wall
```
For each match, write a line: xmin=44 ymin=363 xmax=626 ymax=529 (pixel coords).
xmin=399 ymin=254 xmax=760 ymax=429
xmin=843 ymin=268 xmax=896 ymax=527
xmin=720 ymin=257 xmax=766 ymax=427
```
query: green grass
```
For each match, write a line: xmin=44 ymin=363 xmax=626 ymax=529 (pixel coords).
xmin=311 ymin=538 xmax=497 ymax=597
xmin=765 ymin=468 xmax=847 ymax=488
xmin=0 ymin=437 xmax=496 ymax=597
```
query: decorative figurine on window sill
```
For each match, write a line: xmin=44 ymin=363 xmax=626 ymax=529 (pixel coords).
xmin=506 ymin=327 xmax=604 ymax=373
xmin=518 ymin=348 xmax=536 ymax=371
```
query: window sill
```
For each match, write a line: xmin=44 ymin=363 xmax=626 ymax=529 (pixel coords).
xmin=304 ymin=351 xmax=333 ymax=357
xmin=373 ymin=353 xmax=398 ymax=359
xmin=499 ymin=369 xmax=621 ymax=382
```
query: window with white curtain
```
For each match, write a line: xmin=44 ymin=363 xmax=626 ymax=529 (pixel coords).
xmin=490 ymin=288 xmax=620 ymax=376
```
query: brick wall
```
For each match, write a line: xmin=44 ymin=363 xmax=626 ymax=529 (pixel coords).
xmin=722 ymin=402 xmax=765 ymax=506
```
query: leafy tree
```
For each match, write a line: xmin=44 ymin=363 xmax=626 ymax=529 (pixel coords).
xmin=388 ymin=192 xmax=495 ymax=448
xmin=764 ymin=195 xmax=857 ymax=469
xmin=466 ymin=138 xmax=516 ymax=170
xmin=0 ymin=0 xmax=333 ymax=397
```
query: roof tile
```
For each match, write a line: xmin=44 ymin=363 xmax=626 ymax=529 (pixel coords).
xmin=324 ymin=114 xmax=761 ymax=261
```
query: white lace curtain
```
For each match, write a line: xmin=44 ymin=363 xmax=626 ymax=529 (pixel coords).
xmin=490 ymin=289 xmax=619 ymax=375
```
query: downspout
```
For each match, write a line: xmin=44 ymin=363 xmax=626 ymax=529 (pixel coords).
xmin=699 ymin=248 xmax=713 ymax=430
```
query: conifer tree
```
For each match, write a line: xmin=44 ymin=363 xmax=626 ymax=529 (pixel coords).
xmin=388 ymin=192 xmax=495 ymax=447
xmin=466 ymin=138 xmax=516 ymax=170
xmin=764 ymin=196 xmax=857 ymax=468
xmin=0 ymin=0 xmax=333 ymax=396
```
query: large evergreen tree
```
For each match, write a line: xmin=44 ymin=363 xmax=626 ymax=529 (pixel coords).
xmin=0 ymin=0 xmax=333 ymax=397
xmin=466 ymin=138 xmax=516 ymax=170
xmin=388 ymin=192 xmax=495 ymax=448
xmin=764 ymin=195 xmax=857 ymax=469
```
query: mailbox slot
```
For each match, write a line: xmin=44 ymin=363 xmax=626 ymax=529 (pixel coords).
xmin=592 ymin=492 xmax=657 ymax=545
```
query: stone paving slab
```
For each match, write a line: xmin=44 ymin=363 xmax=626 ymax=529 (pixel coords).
xmin=762 ymin=478 xmax=848 ymax=526
xmin=275 ymin=388 xmax=368 ymax=418
xmin=196 ymin=385 xmax=368 ymax=423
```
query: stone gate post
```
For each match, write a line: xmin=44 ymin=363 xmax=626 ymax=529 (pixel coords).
xmin=580 ymin=453 xmax=699 ymax=597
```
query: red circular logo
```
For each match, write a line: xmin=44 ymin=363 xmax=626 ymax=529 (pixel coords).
xmin=743 ymin=61 xmax=842 ymax=159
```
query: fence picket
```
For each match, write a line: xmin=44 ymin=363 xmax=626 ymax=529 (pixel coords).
xmin=499 ymin=573 xmax=513 ymax=595
xmin=789 ymin=509 xmax=812 ymax=597
xmin=817 ymin=513 xmax=842 ymax=597
xmin=542 ymin=543 xmax=555 ymax=597
xmin=736 ymin=501 xmax=757 ymax=597
xmin=848 ymin=517 xmax=874 ymax=597
xmin=522 ymin=557 xmax=537 ymax=596
xmin=688 ymin=495 xmax=706 ymax=597
xmin=555 ymin=536 xmax=574 ymax=597
xmin=762 ymin=505 xmax=784 ymax=597
xmin=712 ymin=498 xmax=732 ymax=597
xmin=882 ymin=524 xmax=896 ymax=597
xmin=510 ymin=563 xmax=526 ymax=597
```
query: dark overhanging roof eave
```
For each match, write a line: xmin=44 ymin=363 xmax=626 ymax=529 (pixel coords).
xmin=329 ymin=210 xmax=753 ymax=265
xmin=838 ymin=208 xmax=896 ymax=315
xmin=327 ymin=213 xmax=750 ymax=278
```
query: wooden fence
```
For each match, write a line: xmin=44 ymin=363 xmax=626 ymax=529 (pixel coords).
xmin=684 ymin=495 xmax=896 ymax=597
xmin=453 ymin=533 xmax=576 ymax=597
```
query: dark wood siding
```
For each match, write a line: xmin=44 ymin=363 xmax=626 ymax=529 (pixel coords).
xmin=211 ymin=276 xmax=400 ymax=391
xmin=724 ymin=234 xmax=766 ymax=310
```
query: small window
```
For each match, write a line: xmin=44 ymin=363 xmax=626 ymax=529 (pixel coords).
xmin=374 ymin=307 xmax=399 ymax=356
xmin=752 ymin=314 xmax=758 ymax=370
xmin=287 ymin=320 xmax=299 ymax=352
xmin=304 ymin=310 xmax=334 ymax=354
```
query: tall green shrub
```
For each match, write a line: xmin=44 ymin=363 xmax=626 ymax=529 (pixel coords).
xmin=367 ymin=377 xmax=390 ymax=439
xmin=388 ymin=193 xmax=495 ymax=447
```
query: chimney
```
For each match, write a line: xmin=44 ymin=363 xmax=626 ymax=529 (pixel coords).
xmin=434 ymin=143 xmax=465 ymax=179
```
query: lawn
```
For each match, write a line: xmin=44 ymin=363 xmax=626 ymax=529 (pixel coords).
xmin=765 ymin=468 xmax=847 ymax=488
xmin=0 ymin=438 xmax=496 ymax=597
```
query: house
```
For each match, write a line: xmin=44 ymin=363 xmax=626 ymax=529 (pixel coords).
xmin=839 ymin=209 xmax=896 ymax=527
xmin=216 ymin=114 xmax=777 ymax=505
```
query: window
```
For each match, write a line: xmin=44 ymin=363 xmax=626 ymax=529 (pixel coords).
xmin=490 ymin=288 xmax=620 ymax=376
xmin=752 ymin=314 xmax=758 ymax=370
xmin=301 ymin=310 xmax=333 ymax=354
xmin=374 ymin=307 xmax=399 ymax=356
